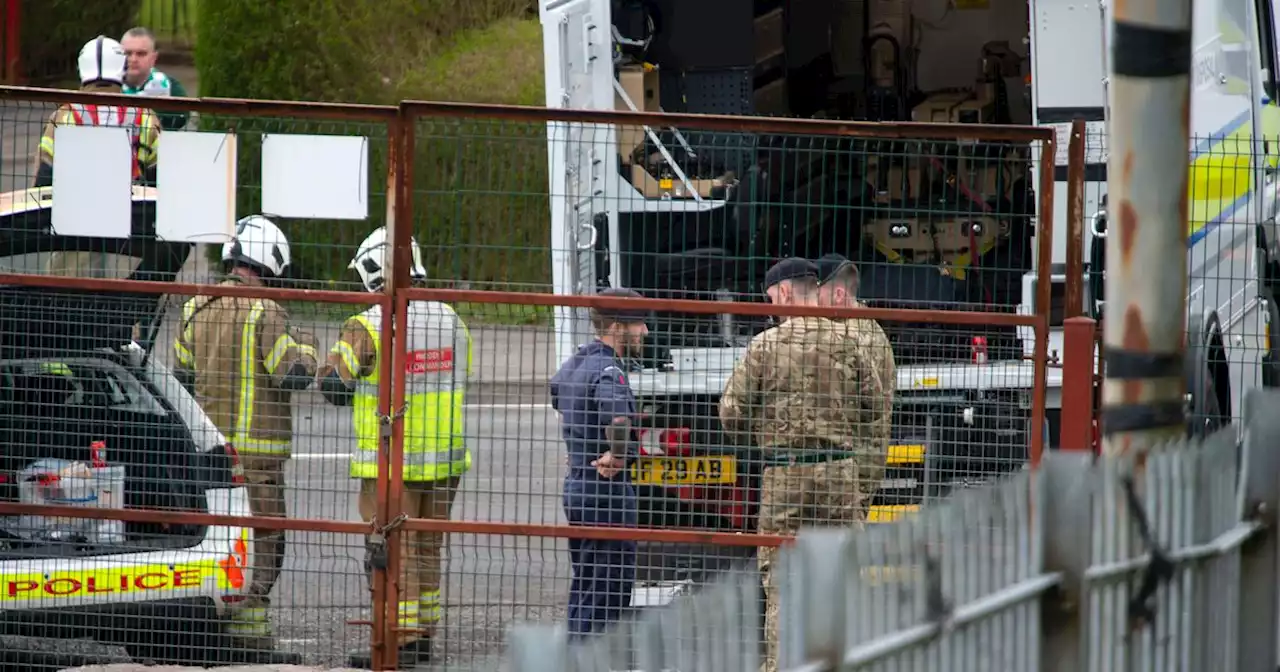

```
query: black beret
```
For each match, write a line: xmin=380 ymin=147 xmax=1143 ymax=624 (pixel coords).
xmin=763 ymin=257 xmax=819 ymax=291
xmin=593 ymin=287 xmax=649 ymax=323
xmin=815 ymin=253 xmax=856 ymax=284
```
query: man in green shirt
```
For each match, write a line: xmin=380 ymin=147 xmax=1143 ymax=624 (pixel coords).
xmin=121 ymin=26 xmax=190 ymax=131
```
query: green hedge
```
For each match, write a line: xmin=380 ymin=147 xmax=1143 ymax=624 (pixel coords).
xmin=398 ymin=18 xmax=550 ymax=292
xmin=21 ymin=0 xmax=144 ymax=82
xmin=196 ymin=2 xmax=548 ymax=293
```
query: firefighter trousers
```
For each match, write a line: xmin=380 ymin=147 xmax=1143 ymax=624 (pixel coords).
xmin=757 ymin=458 xmax=865 ymax=672
xmin=228 ymin=454 xmax=288 ymax=645
xmin=358 ymin=476 xmax=461 ymax=645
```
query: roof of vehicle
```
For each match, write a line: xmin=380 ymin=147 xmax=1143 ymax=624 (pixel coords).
xmin=0 ymin=185 xmax=159 ymax=218
xmin=0 ymin=187 xmax=191 ymax=359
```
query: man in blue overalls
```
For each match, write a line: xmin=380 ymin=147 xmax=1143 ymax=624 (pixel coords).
xmin=550 ymin=287 xmax=649 ymax=637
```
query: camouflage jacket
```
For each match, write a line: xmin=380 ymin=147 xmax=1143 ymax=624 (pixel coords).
xmin=835 ymin=314 xmax=896 ymax=449
xmin=718 ymin=316 xmax=889 ymax=460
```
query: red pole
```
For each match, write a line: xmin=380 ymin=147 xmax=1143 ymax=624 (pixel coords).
xmin=2 ymin=0 xmax=20 ymax=84
xmin=1060 ymin=316 xmax=1099 ymax=451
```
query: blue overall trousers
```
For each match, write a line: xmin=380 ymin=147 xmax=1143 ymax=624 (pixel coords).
xmin=550 ymin=340 xmax=639 ymax=637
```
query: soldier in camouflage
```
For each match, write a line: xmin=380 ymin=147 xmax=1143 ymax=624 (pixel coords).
xmin=815 ymin=253 xmax=896 ymax=499
xmin=718 ymin=257 xmax=888 ymax=672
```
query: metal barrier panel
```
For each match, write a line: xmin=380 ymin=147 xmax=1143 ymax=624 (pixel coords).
xmin=1084 ymin=430 xmax=1245 ymax=670
xmin=502 ymin=389 xmax=1280 ymax=671
xmin=0 ymin=87 xmax=1058 ymax=669
xmin=1060 ymin=118 xmax=1265 ymax=434
xmin=0 ymin=88 xmax=417 ymax=669
xmin=395 ymin=104 xmax=1057 ymax=667
xmin=0 ymin=274 xmax=395 ymax=667
xmin=395 ymin=287 xmax=1049 ymax=668
xmin=506 ymin=566 xmax=763 ymax=672
xmin=777 ymin=469 xmax=1045 ymax=672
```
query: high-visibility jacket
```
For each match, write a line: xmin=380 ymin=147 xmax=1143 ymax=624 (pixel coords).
xmin=173 ymin=279 xmax=319 ymax=455
xmin=329 ymin=302 xmax=472 ymax=481
xmin=38 ymin=103 xmax=160 ymax=180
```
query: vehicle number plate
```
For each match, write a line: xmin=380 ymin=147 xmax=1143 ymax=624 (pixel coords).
xmin=630 ymin=456 xmax=736 ymax=486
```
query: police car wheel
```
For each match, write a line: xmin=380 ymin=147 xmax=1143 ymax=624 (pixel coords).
xmin=1187 ymin=363 xmax=1223 ymax=438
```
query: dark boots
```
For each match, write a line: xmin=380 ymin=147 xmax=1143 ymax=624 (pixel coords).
xmin=348 ymin=638 xmax=432 ymax=670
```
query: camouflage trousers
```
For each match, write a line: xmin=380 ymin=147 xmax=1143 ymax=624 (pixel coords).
xmin=758 ymin=457 xmax=867 ymax=672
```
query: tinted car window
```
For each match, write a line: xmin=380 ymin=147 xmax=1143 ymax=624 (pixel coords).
xmin=0 ymin=358 xmax=166 ymax=416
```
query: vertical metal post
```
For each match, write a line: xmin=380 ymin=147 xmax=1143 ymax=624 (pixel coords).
xmin=1032 ymin=134 xmax=1058 ymax=467
xmin=1238 ymin=391 xmax=1280 ymax=668
xmin=1064 ymin=118 xmax=1088 ymax=319
xmin=1038 ymin=451 xmax=1095 ymax=672
xmin=1100 ymin=0 xmax=1193 ymax=455
xmin=370 ymin=115 xmax=404 ymax=672
xmin=381 ymin=110 xmax=417 ymax=670
xmin=2 ymin=0 xmax=20 ymax=84
xmin=1060 ymin=317 xmax=1099 ymax=451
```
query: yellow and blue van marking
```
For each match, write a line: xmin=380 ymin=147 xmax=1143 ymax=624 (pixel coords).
xmin=1186 ymin=108 xmax=1255 ymax=248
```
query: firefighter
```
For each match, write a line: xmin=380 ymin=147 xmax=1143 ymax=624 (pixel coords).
xmin=39 ymin=35 xmax=163 ymax=282
xmin=549 ymin=287 xmax=647 ymax=637
xmin=172 ymin=215 xmax=318 ymax=653
xmin=718 ymin=257 xmax=888 ymax=672
xmin=317 ymin=227 xmax=472 ymax=669
xmin=35 ymin=35 xmax=161 ymax=189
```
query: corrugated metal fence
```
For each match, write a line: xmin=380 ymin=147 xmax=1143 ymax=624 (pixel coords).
xmin=505 ymin=389 xmax=1280 ymax=672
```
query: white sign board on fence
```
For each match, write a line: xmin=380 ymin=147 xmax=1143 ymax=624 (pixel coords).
xmin=156 ymin=131 xmax=238 ymax=243
xmin=50 ymin=125 xmax=133 ymax=239
xmin=261 ymin=133 xmax=369 ymax=220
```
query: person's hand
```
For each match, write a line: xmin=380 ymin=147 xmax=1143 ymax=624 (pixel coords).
xmin=592 ymin=451 xmax=624 ymax=479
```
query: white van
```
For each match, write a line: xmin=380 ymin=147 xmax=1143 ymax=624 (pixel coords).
xmin=539 ymin=0 xmax=1279 ymax=579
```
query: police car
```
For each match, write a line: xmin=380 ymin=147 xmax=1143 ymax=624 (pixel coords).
xmin=0 ymin=186 xmax=279 ymax=666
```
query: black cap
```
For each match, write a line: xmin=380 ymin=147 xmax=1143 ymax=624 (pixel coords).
xmin=815 ymin=253 xmax=856 ymax=284
xmin=763 ymin=257 xmax=819 ymax=291
xmin=593 ymin=287 xmax=649 ymax=323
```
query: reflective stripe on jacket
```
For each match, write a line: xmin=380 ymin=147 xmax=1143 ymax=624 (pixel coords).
xmin=336 ymin=302 xmax=473 ymax=481
xmin=38 ymin=103 xmax=160 ymax=179
xmin=173 ymin=279 xmax=318 ymax=455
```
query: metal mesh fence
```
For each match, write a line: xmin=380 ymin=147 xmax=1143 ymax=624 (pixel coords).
xmin=1058 ymin=117 xmax=1268 ymax=436
xmin=0 ymin=96 xmax=398 ymax=295
xmin=0 ymin=86 xmax=1073 ymax=670
xmin=0 ymin=73 xmax=1273 ymax=672
xmin=409 ymin=112 xmax=1051 ymax=298
xmin=505 ymin=388 xmax=1280 ymax=672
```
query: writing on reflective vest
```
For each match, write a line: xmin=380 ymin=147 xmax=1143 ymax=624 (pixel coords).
xmin=3 ymin=567 xmax=205 ymax=600
xmin=406 ymin=348 xmax=453 ymax=374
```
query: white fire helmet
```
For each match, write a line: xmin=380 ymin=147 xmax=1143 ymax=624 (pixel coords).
xmin=349 ymin=226 xmax=427 ymax=293
xmin=78 ymin=36 xmax=127 ymax=86
xmin=221 ymin=215 xmax=292 ymax=278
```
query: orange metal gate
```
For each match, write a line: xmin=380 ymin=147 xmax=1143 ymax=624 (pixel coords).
xmin=0 ymin=86 xmax=1061 ymax=670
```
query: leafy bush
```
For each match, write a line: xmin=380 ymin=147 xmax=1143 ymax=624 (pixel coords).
xmin=21 ymin=0 xmax=145 ymax=82
xmin=196 ymin=2 xmax=548 ymax=291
